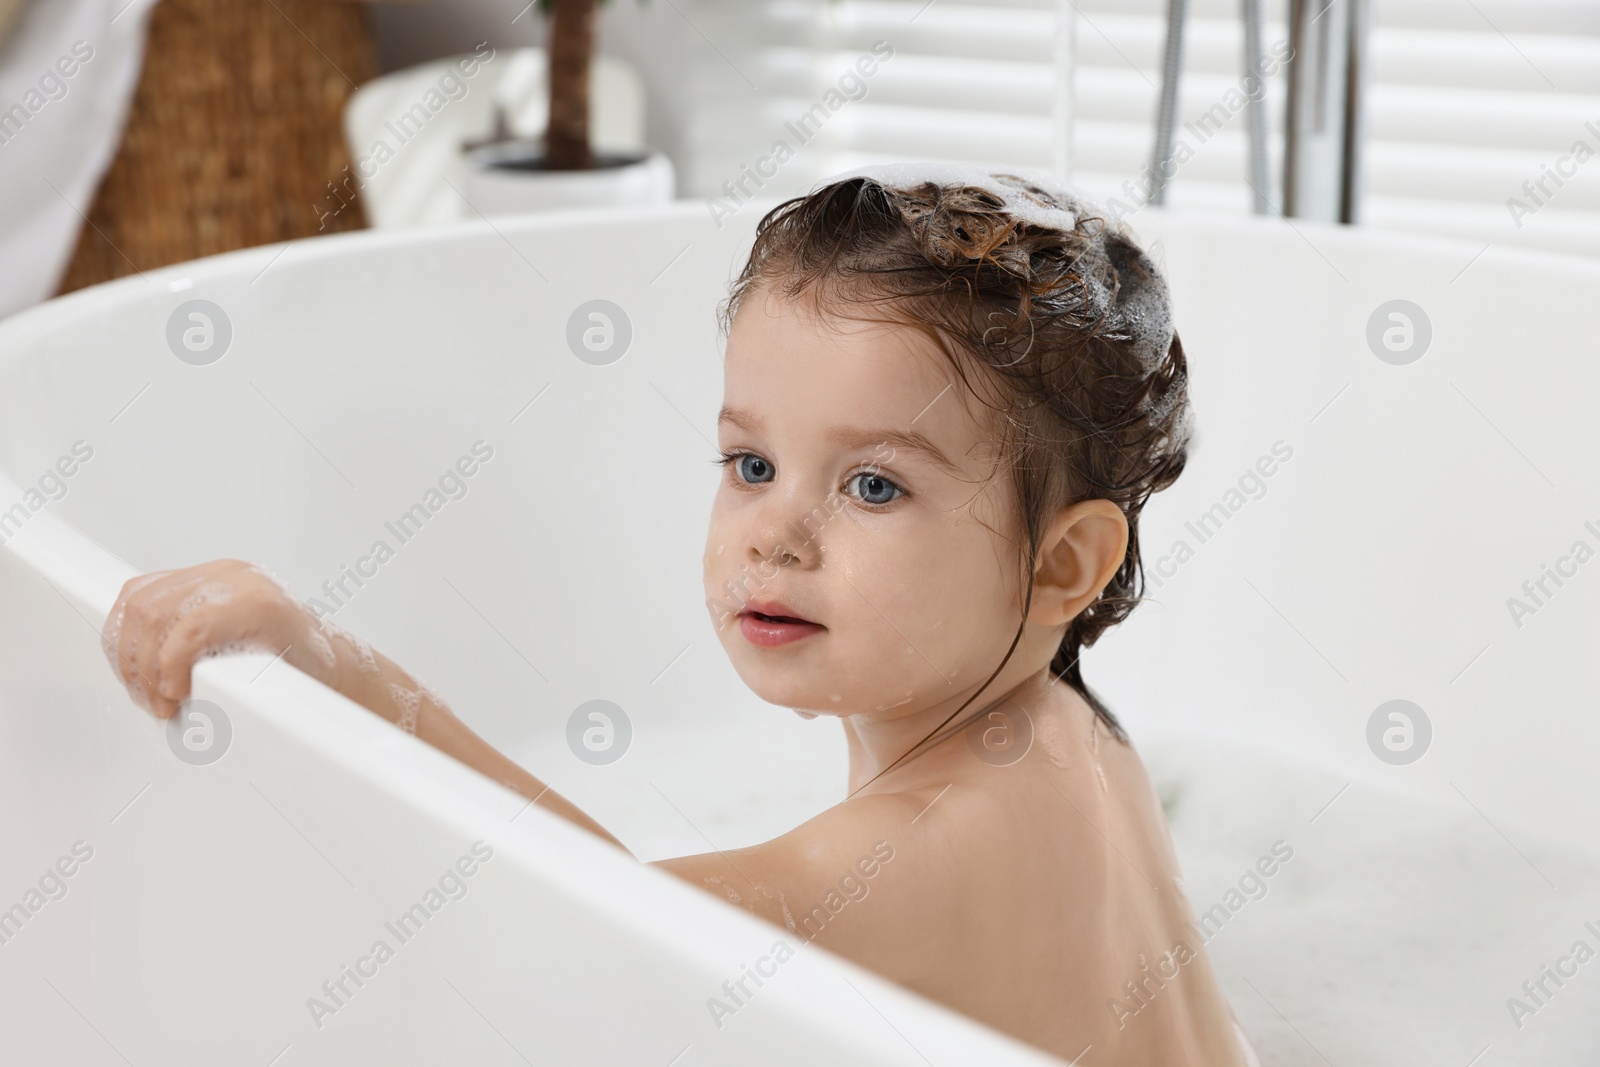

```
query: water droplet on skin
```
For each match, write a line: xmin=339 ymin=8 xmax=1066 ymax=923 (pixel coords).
xmin=830 ymin=693 xmax=842 ymax=702
xmin=704 ymin=874 xmax=741 ymax=903
xmin=1096 ymin=763 xmax=1108 ymax=793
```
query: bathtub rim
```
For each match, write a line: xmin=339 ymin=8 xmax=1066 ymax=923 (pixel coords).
xmin=6 ymin=199 xmax=1600 ymax=354
xmin=0 ymin=464 xmax=1070 ymax=1067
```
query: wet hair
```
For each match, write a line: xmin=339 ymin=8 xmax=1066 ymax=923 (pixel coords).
xmin=718 ymin=171 xmax=1193 ymax=771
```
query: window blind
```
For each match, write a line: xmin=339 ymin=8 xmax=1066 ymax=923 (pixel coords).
xmin=681 ymin=0 xmax=1600 ymax=257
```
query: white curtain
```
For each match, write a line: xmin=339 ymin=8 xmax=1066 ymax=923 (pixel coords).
xmin=0 ymin=0 xmax=161 ymax=322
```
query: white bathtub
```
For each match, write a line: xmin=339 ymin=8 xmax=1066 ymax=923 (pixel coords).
xmin=1 ymin=199 xmax=1597 ymax=1065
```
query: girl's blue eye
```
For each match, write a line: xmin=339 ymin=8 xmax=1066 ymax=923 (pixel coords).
xmin=850 ymin=470 xmax=902 ymax=506
xmin=739 ymin=454 xmax=774 ymax=483
xmin=716 ymin=451 xmax=905 ymax=507
xmin=719 ymin=451 xmax=774 ymax=484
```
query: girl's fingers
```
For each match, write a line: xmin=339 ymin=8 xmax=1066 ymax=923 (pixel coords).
xmin=111 ymin=572 xmax=164 ymax=692
xmin=104 ymin=561 xmax=304 ymax=720
xmin=154 ymin=604 xmax=258 ymax=713
xmin=152 ymin=611 xmax=202 ymax=710
xmin=130 ymin=574 xmax=206 ymax=718
xmin=114 ymin=595 xmax=154 ymax=706
xmin=153 ymin=582 xmax=237 ymax=701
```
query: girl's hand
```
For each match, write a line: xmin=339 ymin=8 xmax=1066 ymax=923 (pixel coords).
xmin=102 ymin=559 xmax=337 ymax=719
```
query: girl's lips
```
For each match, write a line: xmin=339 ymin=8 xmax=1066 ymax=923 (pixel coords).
xmin=738 ymin=611 xmax=824 ymax=648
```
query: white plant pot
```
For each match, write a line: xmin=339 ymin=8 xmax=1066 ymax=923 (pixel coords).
xmin=457 ymin=143 xmax=675 ymax=216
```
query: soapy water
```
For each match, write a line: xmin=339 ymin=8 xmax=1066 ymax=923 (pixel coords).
xmin=102 ymin=589 xmax=169 ymax=707
xmin=302 ymin=626 xmax=336 ymax=671
xmin=414 ymin=677 xmax=448 ymax=718
xmin=705 ymin=873 xmax=742 ymax=905
xmin=388 ymin=682 xmax=421 ymax=734
xmin=704 ymin=875 xmax=798 ymax=935
xmin=99 ymin=561 xmax=446 ymax=734
xmin=317 ymin=614 xmax=379 ymax=675
xmin=99 ymin=565 xmax=306 ymax=710
xmin=175 ymin=581 xmax=234 ymax=616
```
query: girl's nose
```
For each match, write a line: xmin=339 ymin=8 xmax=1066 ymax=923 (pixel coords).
xmin=748 ymin=487 xmax=827 ymax=569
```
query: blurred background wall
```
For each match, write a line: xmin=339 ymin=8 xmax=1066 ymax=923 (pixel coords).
xmin=371 ymin=0 xmax=690 ymax=172
xmin=5 ymin=0 xmax=1600 ymax=321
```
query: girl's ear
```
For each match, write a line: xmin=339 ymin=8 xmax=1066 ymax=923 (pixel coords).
xmin=1025 ymin=500 xmax=1129 ymax=628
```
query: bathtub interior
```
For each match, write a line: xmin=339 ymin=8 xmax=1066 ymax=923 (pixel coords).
xmin=0 ymin=209 xmax=1064 ymax=1067
xmin=0 ymin=199 xmax=1597 ymax=1065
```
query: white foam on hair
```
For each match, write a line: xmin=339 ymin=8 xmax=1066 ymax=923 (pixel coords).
xmin=816 ymin=161 xmax=1106 ymax=234
xmin=816 ymin=162 xmax=1179 ymax=376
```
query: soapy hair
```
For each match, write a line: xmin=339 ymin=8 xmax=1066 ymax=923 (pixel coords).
xmin=719 ymin=169 xmax=1193 ymax=761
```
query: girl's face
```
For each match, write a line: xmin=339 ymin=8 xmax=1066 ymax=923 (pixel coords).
xmin=704 ymin=280 xmax=1034 ymax=721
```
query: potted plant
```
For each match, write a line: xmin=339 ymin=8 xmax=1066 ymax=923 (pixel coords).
xmin=462 ymin=0 xmax=674 ymax=214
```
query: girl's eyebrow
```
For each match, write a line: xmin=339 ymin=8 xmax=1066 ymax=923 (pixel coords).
xmin=718 ymin=405 xmax=961 ymax=475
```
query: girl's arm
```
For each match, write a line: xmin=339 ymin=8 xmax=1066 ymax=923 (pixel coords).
xmin=102 ymin=558 xmax=957 ymax=977
xmin=103 ymin=558 xmax=626 ymax=851
xmin=321 ymin=630 xmax=629 ymax=851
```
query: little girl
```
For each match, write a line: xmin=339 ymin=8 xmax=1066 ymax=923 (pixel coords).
xmin=103 ymin=164 xmax=1259 ymax=1065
